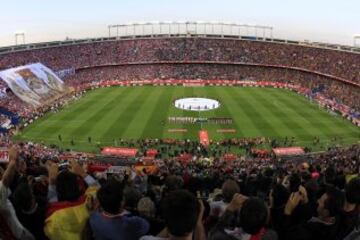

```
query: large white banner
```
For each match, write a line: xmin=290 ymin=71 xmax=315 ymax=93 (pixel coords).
xmin=0 ymin=63 xmax=66 ymax=106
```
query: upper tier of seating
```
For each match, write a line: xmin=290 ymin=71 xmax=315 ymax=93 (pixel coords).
xmin=0 ymin=37 xmax=359 ymax=84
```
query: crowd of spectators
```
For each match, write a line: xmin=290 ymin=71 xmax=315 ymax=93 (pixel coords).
xmin=0 ymin=38 xmax=359 ymax=84
xmin=0 ymin=142 xmax=359 ymax=240
xmin=0 ymin=88 xmax=84 ymax=125
xmin=0 ymin=92 xmax=32 ymax=118
xmin=0 ymin=115 xmax=10 ymax=126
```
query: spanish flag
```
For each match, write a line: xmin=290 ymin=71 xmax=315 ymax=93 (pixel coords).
xmin=44 ymin=186 xmax=98 ymax=240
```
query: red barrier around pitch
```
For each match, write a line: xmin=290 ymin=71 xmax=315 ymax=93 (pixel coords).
xmin=101 ymin=147 xmax=138 ymax=157
xmin=272 ymin=147 xmax=304 ymax=157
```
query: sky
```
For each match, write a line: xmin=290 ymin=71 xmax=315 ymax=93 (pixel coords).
xmin=0 ymin=0 xmax=359 ymax=47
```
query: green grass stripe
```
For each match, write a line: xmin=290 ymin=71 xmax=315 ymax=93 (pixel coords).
xmin=68 ymin=88 xmax=127 ymax=139
xmin=88 ymin=87 xmax=139 ymax=141
xmin=210 ymin=87 xmax=244 ymax=138
xmin=162 ymin=87 xmax=183 ymax=139
xmin=219 ymin=87 xmax=263 ymax=137
xmin=284 ymin=90 xmax=359 ymax=134
xmin=26 ymin=89 xmax=106 ymax=138
xmin=246 ymin=88 xmax=313 ymax=138
xmin=139 ymin=87 xmax=176 ymax=139
xmin=113 ymin=86 xmax=153 ymax=139
xmin=87 ymin=87 xmax=138 ymax=141
xmin=270 ymin=89 xmax=342 ymax=139
xmin=226 ymin=87 xmax=281 ymax=137
xmin=275 ymin=90 xmax=344 ymax=140
xmin=123 ymin=87 xmax=164 ymax=138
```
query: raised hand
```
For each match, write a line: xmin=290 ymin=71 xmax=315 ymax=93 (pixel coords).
xmin=285 ymin=192 xmax=302 ymax=215
xmin=227 ymin=193 xmax=248 ymax=212
xmin=70 ymin=159 xmax=87 ymax=178
xmin=298 ymin=185 xmax=309 ymax=204
xmin=46 ymin=161 xmax=59 ymax=185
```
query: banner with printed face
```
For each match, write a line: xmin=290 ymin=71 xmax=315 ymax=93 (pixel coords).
xmin=0 ymin=63 xmax=65 ymax=106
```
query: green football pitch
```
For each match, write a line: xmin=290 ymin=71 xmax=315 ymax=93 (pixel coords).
xmin=14 ymin=86 xmax=360 ymax=153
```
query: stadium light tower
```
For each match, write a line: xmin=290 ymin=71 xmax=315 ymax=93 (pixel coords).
xmin=15 ymin=31 xmax=25 ymax=45
xmin=354 ymin=34 xmax=360 ymax=47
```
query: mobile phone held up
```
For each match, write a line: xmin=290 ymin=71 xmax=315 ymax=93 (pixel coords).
xmin=0 ymin=148 xmax=9 ymax=163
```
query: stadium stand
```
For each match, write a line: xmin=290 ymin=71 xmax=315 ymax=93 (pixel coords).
xmin=0 ymin=37 xmax=359 ymax=113
xmin=0 ymin=36 xmax=359 ymax=240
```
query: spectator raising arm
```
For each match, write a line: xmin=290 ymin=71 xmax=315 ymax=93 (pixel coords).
xmin=0 ymin=147 xmax=35 ymax=240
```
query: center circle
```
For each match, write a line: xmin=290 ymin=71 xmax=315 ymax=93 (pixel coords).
xmin=174 ymin=97 xmax=220 ymax=111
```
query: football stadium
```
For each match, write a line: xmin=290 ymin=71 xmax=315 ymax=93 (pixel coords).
xmin=0 ymin=2 xmax=360 ymax=240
